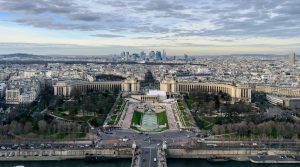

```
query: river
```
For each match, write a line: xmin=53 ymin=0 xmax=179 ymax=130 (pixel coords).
xmin=0 ymin=159 xmax=299 ymax=167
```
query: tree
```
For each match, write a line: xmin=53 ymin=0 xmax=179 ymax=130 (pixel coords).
xmin=40 ymin=85 xmax=54 ymax=108
xmin=208 ymin=101 xmax=216 ymax=115
xmin=220 ymin=92 xmax=231 ymax=101
xmin=212 ymin=125 xmax=221 ymax=135
xmin=38 ymin=120 xmax=48 ymax=134
xmin=83 ymin=99 xmax=95 ymax=113
xmin=214 ymin=95 xmax=220 ymax=109
xmin=71 ymin=87 xmax=82 ymax=100
xmin=9 ymin=120 xmax=21 ymax=135
xmin=238 ymin=121 xmax=247 ymax=136
xmin=219 ymin=125 xmax=225 ymax=134
xmin=113 ymin=88 xmax=119 ymax=95
xmin=56 ymin=96 xmax=64 ymax=106
xmin=271 ymin=127 xmax=278 ymax=139
xmin=23 ymin=121 xmax=32 ymax=134
xmin=90 ymin=118 xmax=101 ymax=127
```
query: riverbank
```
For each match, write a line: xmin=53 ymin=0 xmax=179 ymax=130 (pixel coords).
xmin=250 ymin=155 xmax=300 ymax=164
xmin=0 ymin=148 xmax=132 ymax=161
xmin=0 ymin=148 xmax=299 ymax=164
xmin=1 ymin=159 xmax=300 ymax=167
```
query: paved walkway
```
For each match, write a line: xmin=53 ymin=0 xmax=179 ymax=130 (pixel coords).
xmin=121 ymin=102 xmax=137 ymax=128
xmin=165 ymin=104 xmax=178 ymax=130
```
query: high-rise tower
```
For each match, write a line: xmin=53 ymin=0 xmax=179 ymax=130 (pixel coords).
xmin=155 ymin=51 xmax=162 ymax=60
xmin=162 ymin=49 xmax=167 ymax=61
xmin=289 ymin=52 xmax=296 ymax=65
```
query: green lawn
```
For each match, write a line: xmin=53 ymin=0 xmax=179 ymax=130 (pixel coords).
xmin=107 ymin=114 xmax=118 ymax=125
xmin=184 ymin=98 xmax=193 ymax=110
xmin=132 ymin=111 xmax=142 ymax=125
xmin=176 ymin=101 xmax=191 ymax=127
xmin=157 ymin=111 xmax=168 ymax=126
xmin=77 ymin=116 xmax=94 ymax=122
xmin=197 ymin=116 xmax=214 ymax=130
xmin=130 ymin=111 xmax=169 ymax=132
xmin=114 ymin=98 xmax=126 ymax=114
xmin=194 ymin=116 xmax=223 ymax=130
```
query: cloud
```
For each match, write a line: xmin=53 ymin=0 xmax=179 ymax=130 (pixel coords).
xmin=91 ymin=34 xmax=125 ymax=38
xmin=69 ymin=12 xmax=102 ymax=22
xmin=0 ymin=42 xmax=143 ymax=55
xmin=15 ymin=17 xmax=100 ymax=31
xmin=132 ymin=37 xmax=153 ymax=39
xmin=134 ymin=0 xmax=185 ymax=12
xmin=0 ymin=0 xmax=300 ymax=48
xmin=0 ymin=0 xmax=78 ymax=14
xmin=133 ymin=25 xmax=170 ymax=33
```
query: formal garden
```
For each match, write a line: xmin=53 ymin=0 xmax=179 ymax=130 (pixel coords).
xmin=130 ymin=109 xmax=168 ymax=132
xmin=107 ymin=97 xmax=127 ymax=125
xmin=0 ymin=86 xmax=103 ymax=140
xmin=175 ymin=100 xmax=191 ymax=127
xmin=49 ymin=90 xmax=117 ymax=128
xmin=186 ymin=90 xmax=300 ymax=139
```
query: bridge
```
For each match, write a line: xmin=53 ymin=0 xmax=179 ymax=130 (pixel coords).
xmin=131 ymin=141 xmax=167 ymax=167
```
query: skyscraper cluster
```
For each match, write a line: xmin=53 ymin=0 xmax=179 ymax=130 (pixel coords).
xmin=120 ymin=50 xmax=167 ymax=61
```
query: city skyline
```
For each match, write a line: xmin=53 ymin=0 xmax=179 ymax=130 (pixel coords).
xmin=0 ymin=0 xmax=300 ymax=55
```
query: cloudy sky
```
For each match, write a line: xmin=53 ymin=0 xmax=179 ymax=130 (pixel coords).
xmin=0 ymin=0 xmax=299 ymax=56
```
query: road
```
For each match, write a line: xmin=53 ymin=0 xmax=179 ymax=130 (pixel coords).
xmin=0 ymin=128 xmax=299 ymax=156
xmin=0 ymin=128 xmax=299 ymax=167
xmin=95 ymin=128 xmax=300 ymax=151
xmin=140 ymin=147 xmax=157 ymax=167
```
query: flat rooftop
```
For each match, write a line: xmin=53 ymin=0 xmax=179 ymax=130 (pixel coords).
xmin=147 ymin=90 xmax=166 ymax=97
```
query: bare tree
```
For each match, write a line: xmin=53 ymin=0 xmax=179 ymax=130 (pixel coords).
xmin=9 ymin=120 xmax=21 ymax=135
xmin=38 ymin=120 xmax=48 ymax=134
xmin=23 ymin=121 xmax=32 ymax=134
xmin=71 ymin=87 xmax=82 ymax=100
xmin=208 ymin=101 xmax=215 ymax=115
xmin=212 ymin=125 xmax=220 ymax=135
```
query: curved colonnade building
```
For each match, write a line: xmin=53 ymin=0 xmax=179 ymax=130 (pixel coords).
xmin=160 ymin=79 xmax=252 ymax=102
xmin=255 ymin=85 xmax=300 ymax=108
xmin=54 ymin=78 xmax=140 ymax=96
xmin=255 ymin=85 xmax=300 ymax=97
xmin=54 ymin=77 xmax=252 ymax=103
xmin=53 ymin=76 xmax=300 ymax=107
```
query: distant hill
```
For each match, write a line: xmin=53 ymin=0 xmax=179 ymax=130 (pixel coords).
xmin=0 ymin=53 xmax=51 ymax=60
xmin=226 ymin=54 xmax=283 ymax=57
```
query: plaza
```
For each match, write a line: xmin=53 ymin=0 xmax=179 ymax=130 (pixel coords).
xmin=118 ymin=97 xmax=180 ymax=132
